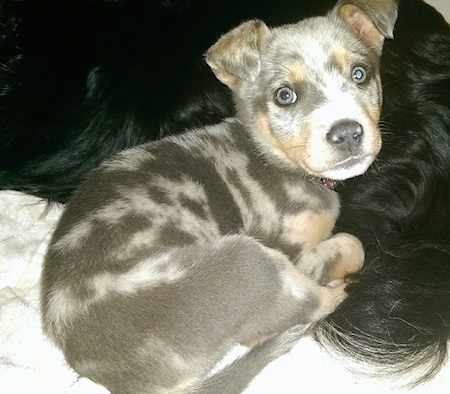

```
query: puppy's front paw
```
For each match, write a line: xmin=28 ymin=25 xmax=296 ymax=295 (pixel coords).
xmin=298 ymin=233 xmax=364 ymax=285
xmin=321 ymin=232 xmax=364 ymax=285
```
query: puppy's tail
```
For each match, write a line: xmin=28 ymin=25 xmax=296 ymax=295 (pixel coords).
xmin=194 ymin=325 xmax=310 ymax=394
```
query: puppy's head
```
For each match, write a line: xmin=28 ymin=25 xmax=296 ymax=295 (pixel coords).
xmin=206 ymin=0 xmax=398 ymax=181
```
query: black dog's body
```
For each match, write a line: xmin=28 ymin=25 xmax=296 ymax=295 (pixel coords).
xmin=320 ymin=2 xmax=450 ymax=379
xmin=2 ymin=0 xmax=450 ymax=384
xmin=0 ymin=0 xmax=334 ymax=201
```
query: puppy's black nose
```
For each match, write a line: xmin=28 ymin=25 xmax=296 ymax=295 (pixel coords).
xmin=327 ymin=120 xmax=363 ymax=151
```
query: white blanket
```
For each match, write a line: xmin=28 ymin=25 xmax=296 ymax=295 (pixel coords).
xmin=0 ymin=190 xmax=448 ymax=393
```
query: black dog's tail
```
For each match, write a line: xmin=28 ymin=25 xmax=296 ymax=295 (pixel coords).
xmin=315 ymin=245 xmax=450 ymax=386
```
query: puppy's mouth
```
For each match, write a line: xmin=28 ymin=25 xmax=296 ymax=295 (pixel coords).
xmin=335 ymin=156 xmax=365 ymax=169
xmin=321 ymin=154 xmax=376 ymax=181
xmin=310 ymin=176 xmax=337 ymax=190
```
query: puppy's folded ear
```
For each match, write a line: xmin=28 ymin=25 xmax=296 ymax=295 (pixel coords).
xmin=335 ymin=0 xmax=399 ymax=50
xmin=205 ymin=20 xmax=271 ymax=89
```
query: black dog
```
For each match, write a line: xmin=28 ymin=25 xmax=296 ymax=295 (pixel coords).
xmin=1 ymin=0 xmax=450 ymax=385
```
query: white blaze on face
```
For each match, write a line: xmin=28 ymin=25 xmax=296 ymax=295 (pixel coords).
xmin=290 ymin=37 xmax=381 ymax=179
xmin=306 ymin=88 xmax=381 ymax=179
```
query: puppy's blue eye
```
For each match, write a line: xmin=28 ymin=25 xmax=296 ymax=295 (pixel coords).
xmin=352 ymin=66 xmax=367 ymax=84
xmin=275 ymin=87 xmax=297 ymax=106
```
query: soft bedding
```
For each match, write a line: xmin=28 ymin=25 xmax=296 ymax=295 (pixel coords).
xmin=0 ymin=190 xmax=448 ymax=393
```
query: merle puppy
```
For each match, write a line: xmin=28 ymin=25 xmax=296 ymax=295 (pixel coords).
xmin=1 ymin=0 xmax=450 ymax=385
xmin=41 ymin=3 xmax=398 ymax=390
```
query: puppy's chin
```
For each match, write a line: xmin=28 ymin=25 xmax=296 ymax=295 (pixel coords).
xmin=320 ymin=155 xmax=376 ymax=181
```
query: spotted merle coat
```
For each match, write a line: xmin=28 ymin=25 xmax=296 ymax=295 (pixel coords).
xmin=41 ymin=2 xmax=397 ymax=393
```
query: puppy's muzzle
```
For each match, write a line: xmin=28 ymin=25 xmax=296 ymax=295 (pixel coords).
xmin=327 ymin=120 xmax=362 ymax=151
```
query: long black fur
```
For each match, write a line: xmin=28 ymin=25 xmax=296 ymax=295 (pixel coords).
xmin=321 ymin=1 xmax=450 ymax=381
xmin=1 ymin=0 xmax=449 ymax=385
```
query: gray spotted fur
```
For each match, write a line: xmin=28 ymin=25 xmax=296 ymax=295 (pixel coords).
xmin=41 ymin=1 xmax=398 ymax=393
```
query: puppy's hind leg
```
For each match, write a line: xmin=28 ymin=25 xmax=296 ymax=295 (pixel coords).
xmin=194 ymin=284 xmax=349 ymax=394
xmin=193 ymin=241 xmax=350 ymax=394
xmin=195 ymin=323 xmax=310 ymax=394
